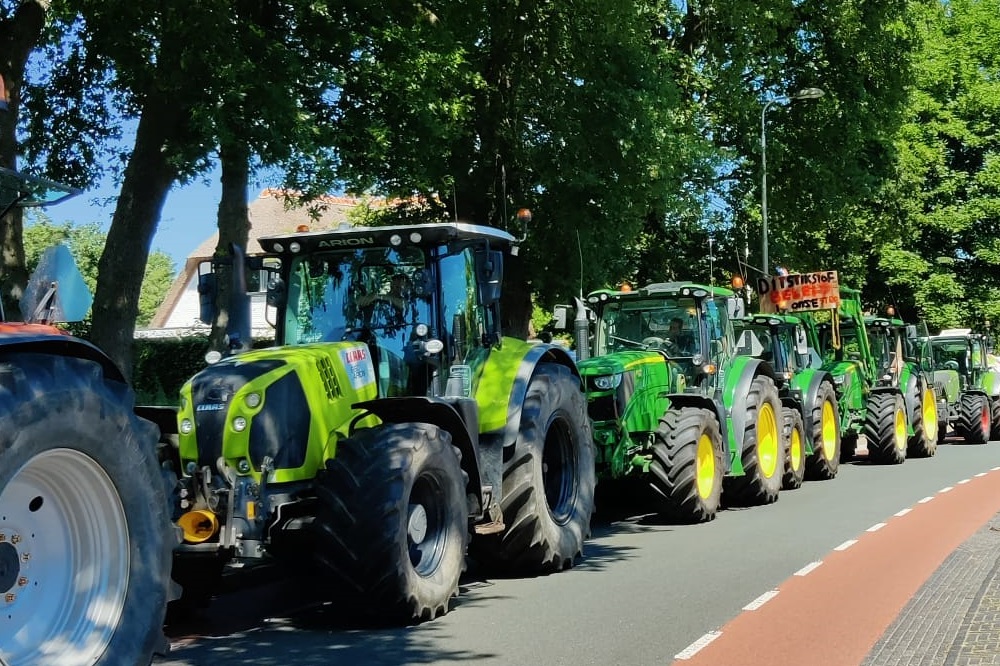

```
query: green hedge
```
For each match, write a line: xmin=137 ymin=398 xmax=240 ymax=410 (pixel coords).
xmin=131 ymin=337 xmax=212 ymax=406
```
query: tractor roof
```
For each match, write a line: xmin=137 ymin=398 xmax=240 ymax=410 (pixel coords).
xmin=865 ymin=315 xmax=905 ymax=328
xmin=586 ymin=281 xmax=733 ymax=304
xmin=258 ymin=221 xmax=517 ymax=254
xmin=0 ymin=167 xmax=80 ymax=211
xmin=738 ymin=313 xmax=804 ymax=327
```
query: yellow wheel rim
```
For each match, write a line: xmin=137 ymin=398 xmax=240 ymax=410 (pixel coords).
xmin=758 ymin=402 xmax=779 ymax=478
xmin=895 ymin=406 xmax=907 ymax=451
xmin=922 ymin=388 xmax=937 ymax=439
xmin=789 ymin=423 xmax=803 ymax=473
xmin=821 ymin=400 xmax=837 ymax=461
xmin=695 ymin=434 xmax=716 ymax=500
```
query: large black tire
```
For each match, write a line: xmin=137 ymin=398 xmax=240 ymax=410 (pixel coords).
xmin=781 ymin=407 xmax=806 ymax=490
xmin=957 ymin=393 xmax=990 ymax=444
xmin=648 ymin=407 xmax=723 ymax=523
xmin=805 ymin=381 xmax=841 ymax=480
xmin=865 ymin=392 xmax=907 ymax=464
xmin=723 ymin=375 xmax=783 ymax=506
xmin=840 ymin=432 xmax=858 ymax=463
xmin=470 ymin=363 xmax=595 ymax=574
xmin=0 ymin=353 xmax=176 ymax=665
xmin=311 ymin=423 xmax=468 ymax=623
xmin=907 ymin=382 xmax=939 ymax=458
xmin=990 ymin=398 xmax=1000 ymax=441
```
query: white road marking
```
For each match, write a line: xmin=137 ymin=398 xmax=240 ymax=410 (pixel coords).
xmin=939 ymin=486 xmax=953 ymax=493
xmin=894 ymin=508 xmax=912 ymax=517
xmin=918 ymin=496 xmax=934 ymax=504
xmin=991 ymin=466 xmax=1000 ymax=472
xmin=675 ymin=631 xmax=723 ymax=660
xmin=743 ymin=590 xmax=779 ymax=611
xmin=794 ymin=561 xmax=823 ymax=576
xmin=976 ymin=472 xmax=988 ymax=477
xmin=867 ymin=522 xmax=886 ymax=532
xmin=958 ymin=478 xmax=971 ymax=484
xmin=834 ymin=539 xmax=857 ymax=551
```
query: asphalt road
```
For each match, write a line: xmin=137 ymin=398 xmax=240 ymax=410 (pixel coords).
xmin=158 ymin=439 xmax=1000 ymax=666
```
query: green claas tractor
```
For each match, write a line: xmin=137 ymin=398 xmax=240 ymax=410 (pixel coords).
xmin=732 ymin=313 xmax=841 ymax=489
xmin=807 ymin=287 xmax=910 ymax=464
xmin=865 ymin=315 xmax=939 ymax=457
xmin=929 ymin=329 xmax=1000 ymax=444
xmin=0 ymin=168 xmax=176 ymax=664
xmin=166 ymin=221 xmax=595 ymax=623
xmin=570 ymin=282 xmax=784 ymax=523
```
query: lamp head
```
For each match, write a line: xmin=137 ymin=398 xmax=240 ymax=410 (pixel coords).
xmin=791 ymin=87 xmax=825 ymax=101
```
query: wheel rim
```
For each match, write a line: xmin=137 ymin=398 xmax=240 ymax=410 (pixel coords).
xmin=757 ymin=402 xmax=779 ymax=479
xmin=695 ymin=434 xmax=716 ymax=500
xmin=407 ymin=472 xmax=449 ymax=577
xmin=821 ymin=400 xmax=837 ymax=461
xmin=789 ymin=423 xmax=803 ymax=473
xmin=981 ymin=403 xmax=990 ymax=435
xmin=542 ymin=417 xmax=578 ymax=526
xmin=894 ymin=407 xmax=907 ymax=451
xmin=922 ymin=388 xmax=937 ymax=439
xmin=0 ymin=449 xmax=129 ymax=664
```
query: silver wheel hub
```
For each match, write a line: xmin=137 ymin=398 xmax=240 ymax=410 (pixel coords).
xmin=407 ymin=503 xmax=428 ymax=545
xmin=0 ymin=449 xmax=130 ymax=664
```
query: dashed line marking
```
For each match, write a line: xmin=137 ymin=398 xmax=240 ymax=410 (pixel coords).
xmin=958 ymin=478 xmax=971 ymax=485
xmin=894 ymin=508 xmax=912 ymax=517
xmin=675 ymin=631 xmax=723 ymax=660
xmin=991 ymin=466 xmax=1000 ymax=472
xmin=976 ymin=472 xmax=988 ymax=477
xmin=743 ymin=590 xmax=779 ymax=611
xmin=794 ymin=561 xmax=823 ymax=577
xmin=867 ymin=522 xmax=886 ymax=532
xmin=834 ymin=539 xmax=858 ymax=551
xmin=939 ymin=486 xmax=953 ymax=493
xmin=918 ymin=496 xmax=934 ymax=504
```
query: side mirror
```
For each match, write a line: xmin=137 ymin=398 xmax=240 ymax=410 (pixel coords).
xmin=552 ymin=304 xmax=571 ymax=331
xmin=905 ymin=325 xmax=917 ymax=339
xmin=197 ymin=261 xmax=217 ymax=325
xmin=477 ymin=249 xmax=503 ymax=305
xmin=795 ymin=327 xmax=809 ymax=356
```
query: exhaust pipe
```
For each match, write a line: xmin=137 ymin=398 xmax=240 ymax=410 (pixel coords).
xmin=574 ymin=296 xmax=591 ymax=361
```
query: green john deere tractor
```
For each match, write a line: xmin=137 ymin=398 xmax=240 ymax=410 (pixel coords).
xmin=570 ymin=282 xmax=784 ymax=523
xmin=865 ymin=315 xmax=939 ymax=457
xmin=929 ymin=329 xmax=1000 ymax=444
xmin=732 ymin=313 xmax=841 ymax=489
xmin=166 ymin=222 xmax=595 ymax=623
xmin=806 ymin=287 xmax=910 ymax=464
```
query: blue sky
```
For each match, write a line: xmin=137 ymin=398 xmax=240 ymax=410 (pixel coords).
xmin=41 ymin=167 xmax=258 ymax=273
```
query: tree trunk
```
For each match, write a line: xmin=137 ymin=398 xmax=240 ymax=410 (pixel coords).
xmin=208 ymin=141 xmax=250 ymax=352
xmin=89 ymin=95 xmax=180 ymax=378
xmin=0 ymin=0 xmax=48 ymax=321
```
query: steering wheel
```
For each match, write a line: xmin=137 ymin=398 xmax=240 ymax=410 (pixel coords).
xmin=642 ymin=336 xmax=666 ymax=349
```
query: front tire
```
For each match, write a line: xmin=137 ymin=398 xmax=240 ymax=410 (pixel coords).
xmin=0 ymin=354 xmax=175 ymax=665
xmin=990 ymin=398 xmax=1000 ymax=441
xmin=724 ymin=375 xmax=783 ymax=505
xmin=957 ymin=393 xmax=990 ymax=444
xmin=312 ymin=423 xmax=468 ymax=623
xmin=470 ymin=363 xmax=595 ymax=574
xmin=805 ymin=381 xmax=841 ymax=480
xmin=782 ymin=407 xmax=806 ymax=490
xmin=865 ymin=392 xmax=907 ymax=464
xmin=907 ymin=383 xmax=939 ymax=458
xmin=648 ymin=407 xmax=723 ymax=523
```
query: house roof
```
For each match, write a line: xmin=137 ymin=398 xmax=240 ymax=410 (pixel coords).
xmin=148 ymin=189 xmax=374 ymax=329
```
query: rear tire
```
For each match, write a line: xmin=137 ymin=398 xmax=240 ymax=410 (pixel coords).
xmin=648 ymin=407 xmax=723 ymax=523
xmin=990 ymin=398 xmax=1000 ymax=441
xmin=957 ymin=393 xmax=990 ymax=444
xmin=907 ymin=383 xmax=939 ymax=458
xmin=0 ymin=353 xmax=175 ymax=665
xmin=724 ymin=375 xmax=783 ymax=506
xmin=470 ymin=363 xmax=595 ymax=573
xmin=781 ymin=408 xmax=806 ymax=490
xmin=805 ymin=382 xmax=840 ymax=480
xmin=312 ymin=423 xmax=468 ymax=623
xmin=865 ymin=392 xmax=907 ymax=464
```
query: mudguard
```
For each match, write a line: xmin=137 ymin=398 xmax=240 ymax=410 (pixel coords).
xmin=0 ymin=333 xmax=125 ymax=383
xmin=721 ymin=355 xmax=775 ymax=474
xmin=789 ymin=367 xmax=835 ymax=451
xmin=978 ymin=371 xmax=1000 ymax=398
xmin=475 ymin=337 xmax=579 ymax=448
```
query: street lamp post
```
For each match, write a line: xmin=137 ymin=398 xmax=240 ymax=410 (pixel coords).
xmin=760 ymin=87 xmax=825 ymax=275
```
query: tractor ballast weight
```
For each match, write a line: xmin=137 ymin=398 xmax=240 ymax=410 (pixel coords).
xmin=168 ymin=221 xmax=595 ymax=623
xmin=0 ymin=167 xmax=176 ymax=665
xmin=572 ymin=281 xmax=784 ymax=523
xmin=928 ymin=329 xmax=1000 ymax=444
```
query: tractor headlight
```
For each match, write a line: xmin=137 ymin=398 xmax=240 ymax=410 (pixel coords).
xmin=180 ymin=418 xmax=193 ymax=434
xmin=245 ymin=392 xmax=262 ymax=408
xmin=833 ymin=375 xmax=845 ymax=385
xmin=233 ymin=416 xmax=247 ymax=432
xmin=593 ymin=374 xmax=623 ymax=390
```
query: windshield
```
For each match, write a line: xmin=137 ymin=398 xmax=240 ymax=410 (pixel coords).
xmin=931 ymin=339 xmax=970 ymax=373
xmin=284 ymin=247 xmax=433 ymax=395
xmin=596 ymin=297 xmax=702 ymax=359
xmin=818 ymin=323 xmax=861 ymax=364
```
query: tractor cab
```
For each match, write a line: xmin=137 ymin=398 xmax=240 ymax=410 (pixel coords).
xmin=733 ymin=313 xmax=815 ymax=386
